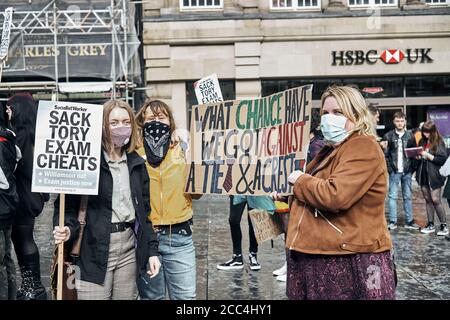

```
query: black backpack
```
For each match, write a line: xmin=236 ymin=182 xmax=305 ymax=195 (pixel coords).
xmin=0 ymin=127 xmax=19 ymax=220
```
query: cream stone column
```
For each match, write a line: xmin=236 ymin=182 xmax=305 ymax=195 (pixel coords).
xmin=143 ymin=43 xmax=173 ymax=114
xmin=171 ymin=82 xmax=188 ymax=130
xmin=236 ymin=80 xmax=261 ymax=100
xmin=224 ymin=0 xmax=243 ymax=13
xmin=143 ymin=0 xmax=164 ymax=16
xmin=144 ymin=44 xmax=171 ymax=83
xmin=143 ymin=82 xmax=188 ymax=130
xmin=160 ymin=0 xmax=178 ymax=15
xmin=235 ymin=42 xmax=261 ymax=99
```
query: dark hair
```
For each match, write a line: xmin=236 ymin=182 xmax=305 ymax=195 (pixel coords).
xmin=368 ymin=103 xmax=379 ymax=115
xmin=7 ymin=93 xmax=38 ymax=147
xmin=393 ymin=111 xmax=406 ymax=120
xmin=6 ymin=93 xmax=38 ymax=177
xmin=421 ymin=121 xmax=443 ymax=153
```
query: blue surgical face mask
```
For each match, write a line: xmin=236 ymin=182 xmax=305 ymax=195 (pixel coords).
xmin=320 ymin=114 xmax=350 ymax=145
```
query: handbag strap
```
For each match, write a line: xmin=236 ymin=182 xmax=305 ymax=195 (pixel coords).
xmin=77 ymin=195 xmax=88 ymax=224
xmin=70 ymin=195 xmax=88 ymax=258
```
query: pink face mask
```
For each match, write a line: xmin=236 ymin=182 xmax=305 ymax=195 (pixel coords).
xmin=110 ymin=126 xmax=132 ymax=148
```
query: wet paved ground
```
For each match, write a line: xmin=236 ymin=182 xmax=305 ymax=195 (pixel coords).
xmin=5 ymin=181 xmax=450 ymax=300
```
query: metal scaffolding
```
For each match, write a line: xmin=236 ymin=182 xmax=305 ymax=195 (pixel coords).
xmin=0 ymin=0 xmax=139 ymax=105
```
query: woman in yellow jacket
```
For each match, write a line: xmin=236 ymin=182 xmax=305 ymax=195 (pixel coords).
xmin=135 ymin=99 xmax=199 ymax=300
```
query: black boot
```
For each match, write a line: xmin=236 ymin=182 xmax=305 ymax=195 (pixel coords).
xmin=16 ymin=265 xmax=47 ymax=300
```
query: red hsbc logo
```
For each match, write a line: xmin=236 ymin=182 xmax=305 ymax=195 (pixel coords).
xmin=380 ymin=49 xmax=405 ymax=64
xmin=331 ymin=48 xmax=433 ymax=66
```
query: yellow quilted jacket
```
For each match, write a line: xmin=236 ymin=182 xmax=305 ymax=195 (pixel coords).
xmin=137 ymin=144 xmax=193 ymax=226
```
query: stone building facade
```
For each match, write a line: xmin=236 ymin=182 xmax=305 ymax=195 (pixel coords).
xmin=142 ymin=0 xmax=450 ymax=134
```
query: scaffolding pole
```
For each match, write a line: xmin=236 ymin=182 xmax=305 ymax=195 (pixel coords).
xmin=110 ymin=0 xmax=116 ymax=100
xmin=123 ymin=0 xmax=129 ymax=105
xmin=53 ymin=0 xmax=59 ymax=101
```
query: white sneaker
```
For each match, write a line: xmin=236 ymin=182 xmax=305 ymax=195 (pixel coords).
xmin=276 ymin=274 xmax=287 ymax=282
xmin=248 ymin=253 xmax=261 ymax=271
xmin=437 ymin=224 xmax=449 ymax=236
xmin=272 ymin=262 xmax=287 ymax=276
xmin=420 ymin=223 xmax=436 ymax=234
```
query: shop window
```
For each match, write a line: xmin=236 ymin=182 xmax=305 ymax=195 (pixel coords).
xmin=348 ymin=0 xmax=397 ymax=7
xmin=262 ymin=79 xmax=344 ymax=100
xmin=343 ymin=77 xmax=403 ymax=98
xmin=181 ymin=0 xmax=223 ymax=10
xmin=425 ymin=0 xmax=450 ymax=5
xmin=408 ymin=105 xmax=450 ymax=152
xmin=262 ymin=79 xmax=403 ymax=101
xmin=271 ymin=0 xmax=320 ymax=10
xmin=186 ymin=80 xmax=235 ymax=128
xmin=405 ymin=75 xmax=450 ymax=97
xmin=406 ymin=105 xmax=427 ymax=131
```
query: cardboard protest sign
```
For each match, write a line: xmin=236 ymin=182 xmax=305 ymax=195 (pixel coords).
xmin=0 ymin=7 xmax=13 ymax=60
xmin=194 ymin=73 xmax=224 ymax=105
xmin=32 ymin=101 xmax=103 ymax=195
xmin=248 ymin=209 xmax=283 ymax=244
xmin=185 ymin=85 xmax=313 ymax=196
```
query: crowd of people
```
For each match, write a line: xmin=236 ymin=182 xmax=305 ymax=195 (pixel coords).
xmin=1 ymin=85 xmax=449 ymax=300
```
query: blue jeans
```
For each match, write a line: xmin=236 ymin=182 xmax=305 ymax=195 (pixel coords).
xmin=137 ymin=231 xmax=196 ymax=300
xmin=388 ymin=172 xmax=413 ymax=223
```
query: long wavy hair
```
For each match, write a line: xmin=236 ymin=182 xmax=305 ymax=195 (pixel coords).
xmin=320 ymin=85 xmax=376 ymax=138
xmin=102 ymin=100 xmax=139 ymax=155
xmin=421 ymin=121 xmax=443 ymax=153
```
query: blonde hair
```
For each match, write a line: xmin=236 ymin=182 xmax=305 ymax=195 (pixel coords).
xmin=102 ymin=100 xmax=139 ymax=154
xmin=321 ymin=85 xmax=376 ymax=137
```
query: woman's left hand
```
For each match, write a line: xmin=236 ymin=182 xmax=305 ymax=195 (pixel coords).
xmin=147 ymin=256 xmax=161 ymax=278
xmin=420 ymin=150 xmax=434 ymax=161
xmin=288 ymin=170 xmax=304 ymax=185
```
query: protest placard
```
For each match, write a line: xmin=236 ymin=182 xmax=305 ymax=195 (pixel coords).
xmin=31 ymin=101 xmax=103 ymax=195
xmin=0 ymin=7 xmax=13 ymax=61
xmin=185 ymin=85 xmax=313 ymax=196
xmin=194 ymin=73 xmax=224 ymax=105
xmin=248 ymin=209 xmax=283 ymax=244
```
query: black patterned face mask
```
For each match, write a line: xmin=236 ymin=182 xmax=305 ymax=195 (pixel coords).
xmin=143 ymin=121 xmax=171 ymax=167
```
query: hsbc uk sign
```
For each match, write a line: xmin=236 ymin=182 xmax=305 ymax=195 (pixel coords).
xmin=331 ymin=48 xmax=433 ymax=66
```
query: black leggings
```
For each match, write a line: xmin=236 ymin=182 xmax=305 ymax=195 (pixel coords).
xmin=229 ymin=197 xmax=258 ymax=255
xmin=11 ymin=213 xmax=41 ymax=271
xmin=421 ymin=186 xmax=447 ymax=225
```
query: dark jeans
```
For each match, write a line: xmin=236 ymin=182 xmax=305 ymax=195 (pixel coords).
xmin=0 ymin=227 xmax=17 ymax=300
xmin=229 ymin=197 xmax=258 ymax=255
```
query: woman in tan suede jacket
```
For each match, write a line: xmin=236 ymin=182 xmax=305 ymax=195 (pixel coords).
xmin=274 ymin=85 xmax=396 ymax=300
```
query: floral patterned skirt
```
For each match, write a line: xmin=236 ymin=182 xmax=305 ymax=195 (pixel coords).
xmin=286 ymin=250 xmax=396 ymax=300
